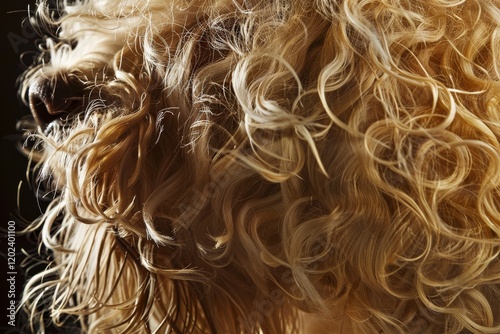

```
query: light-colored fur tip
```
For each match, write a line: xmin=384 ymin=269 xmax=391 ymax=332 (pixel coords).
xmin=19 ymin=0 xmax=500 ymax=333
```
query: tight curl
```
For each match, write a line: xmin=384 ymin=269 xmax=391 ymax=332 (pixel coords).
xmin=19 ymin=0 xmax=500 ymax=333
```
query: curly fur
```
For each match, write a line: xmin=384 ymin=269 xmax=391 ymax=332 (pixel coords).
xmin=18 ymin=0 xmax=500 ymax=332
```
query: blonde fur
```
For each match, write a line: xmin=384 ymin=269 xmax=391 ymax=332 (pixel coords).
xmin=19 ymin=0 xmax=500 ymax=332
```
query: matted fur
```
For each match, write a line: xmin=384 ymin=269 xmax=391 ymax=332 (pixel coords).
xmin=18 ymin=0 xmax=500 ymax=333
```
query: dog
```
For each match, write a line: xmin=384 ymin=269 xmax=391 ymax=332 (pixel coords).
xmin=18 ymin=0 xmax=500 ymax=332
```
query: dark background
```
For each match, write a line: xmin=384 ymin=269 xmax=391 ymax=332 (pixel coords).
xmin=1 ymin=1 xmax=37 ymax=222
xmin=0 ymin=1 xmax=60 ymax=333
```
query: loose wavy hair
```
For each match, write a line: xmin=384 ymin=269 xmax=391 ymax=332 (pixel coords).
xmin=19 ymin=0 xmax=500 ymax=332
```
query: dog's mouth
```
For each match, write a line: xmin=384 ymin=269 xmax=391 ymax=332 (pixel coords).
xmin=17 ymin=76 xmax=100 ymax=161
xmin=16 ymin=114 xmax=40 ymax=153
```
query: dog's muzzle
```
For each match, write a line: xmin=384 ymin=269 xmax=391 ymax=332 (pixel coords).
xmin=29 ymin=77 xmax=85 ymax=130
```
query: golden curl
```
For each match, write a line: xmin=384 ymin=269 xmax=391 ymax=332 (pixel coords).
xmin=19 ymin=0 xmax=500 ymax=333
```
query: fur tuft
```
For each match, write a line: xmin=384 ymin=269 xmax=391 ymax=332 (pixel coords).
xmin=19 ymin=0 xmax=500 ymax=332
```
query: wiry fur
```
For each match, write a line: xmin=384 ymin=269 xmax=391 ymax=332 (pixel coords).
xmin=18 ymin=0 xmax=500 ymax=332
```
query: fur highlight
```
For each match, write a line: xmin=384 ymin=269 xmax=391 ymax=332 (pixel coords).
xmin=18 ymin=0 xmax=500 ymax=333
